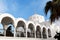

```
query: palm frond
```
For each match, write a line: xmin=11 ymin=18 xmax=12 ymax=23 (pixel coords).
xmin=57 ymin=6 xmax=60 ymax=17
xmin=50 ymin=11 xmax=58 ymax=23
xmin=50 ymin=3 xmax=60 ymax=23
xmin=45 ymin=1 xmax=52 ymax=15
xmin=45 ymin=0 xmax=60 ymax=23
xmin=50 ymin=13 xmax=56 ymax=23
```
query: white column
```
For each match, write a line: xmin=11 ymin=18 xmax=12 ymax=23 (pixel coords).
xmin=3 ymin=28 xmax=6 ymax=36
xmin=3 ymin=25 xmax=8 ymax=37
xmin=46 ymin=29 xmax=48 ymax=38
xmin=14 ymin=27 xmax=16 ymax=37
xmin=41 ymin=28 xmax=43 ymax=38
xmin=26 ymin=28 xmax=27 ymax=38
xmin=35 ymin=31 xmax=36 ymax=38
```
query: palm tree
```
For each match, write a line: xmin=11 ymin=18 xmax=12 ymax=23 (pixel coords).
xmin=45 ymin=0 xmax=60 ymax=23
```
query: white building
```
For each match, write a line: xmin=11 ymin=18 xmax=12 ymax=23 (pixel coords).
xmin=0 ymin=13 xmax=58 ymax=40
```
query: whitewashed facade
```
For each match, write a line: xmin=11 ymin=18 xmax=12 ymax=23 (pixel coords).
xmin=0 ymin=13 xmax=58 ymax=40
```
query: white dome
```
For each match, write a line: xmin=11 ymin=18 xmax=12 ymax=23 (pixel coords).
xmin=29 ymin=14 xmax=45 ymax=23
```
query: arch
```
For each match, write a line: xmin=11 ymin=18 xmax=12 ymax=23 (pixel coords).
xmin=36 ymin=25 xmax=41 ymax=38
xmin=48 ymin=28 xmax=51 ymax=38
xmin=16 ymin=18 xmax=26 ymax=37
xmin=27 ymin=21 xmax=35 ymax=38
xmin=0 ymin=13 xmax=15 ymax=36
xmin=42 ymin=27 xmax=47 ymax=38
xmin=0 ymin=13 xmax=15 ymax=28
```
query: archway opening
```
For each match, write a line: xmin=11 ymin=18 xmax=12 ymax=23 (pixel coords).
xmin=42 ymin=27 xmax=47 ymax=38
xmin=48 ymin=29 xmax=51 ymax=38
xmin=16 ymin=21 xmax=26 ymax=37
xmin=0 ymin=24 xmax=4 ymax=36
xmin=6 ymin=24 xmax=14 ymax=37
xmin=36 ymin=26 xmax=41 ymax=38
xmin=27 ymin=23 xmax=35 ymax=38
xmin=1 ymin=17 xmax=14 ymax=37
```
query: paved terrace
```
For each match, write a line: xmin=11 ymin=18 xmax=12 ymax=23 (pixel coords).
xmin=0 ymin=37 xmax=57 ymax=40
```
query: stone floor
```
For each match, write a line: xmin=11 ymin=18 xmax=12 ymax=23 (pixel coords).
xmin=0 ymin=37 xmax=57 ymax=40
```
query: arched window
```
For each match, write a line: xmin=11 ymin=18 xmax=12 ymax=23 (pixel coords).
xmin=6 ymin=24 xmax=14 ymax=37
xmin=0 ymin=24 xmax=4 ymax=36
xmin=27 ymin=23 xmax=35 ymax=38
xmin=36 ymin=26 xmax=41 ymax=38
xmin=48 ymin=29 xmax=51 ymax=38
xmin=16 ymin=21 xmax=26 ymax=37
xmin=42 ymin=27 xmax=47 ymax=38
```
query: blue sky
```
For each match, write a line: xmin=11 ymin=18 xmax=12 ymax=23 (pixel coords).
xmin=0 ymin=0 xmax=51 ymax=20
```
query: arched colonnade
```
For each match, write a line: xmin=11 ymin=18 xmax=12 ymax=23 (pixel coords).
xmin=0 ymin=13 xmax=51 ymax=38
